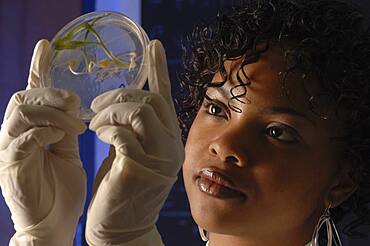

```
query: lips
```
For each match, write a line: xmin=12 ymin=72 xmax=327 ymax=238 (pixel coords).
xmin=196 ymin=168 xmax=246 ymax=200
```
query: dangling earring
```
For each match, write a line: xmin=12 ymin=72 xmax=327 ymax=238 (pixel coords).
xmin=311 ymin=204 xmax=342 ymax=246
xmin=198 ymin=226 xmax=209 ymax=242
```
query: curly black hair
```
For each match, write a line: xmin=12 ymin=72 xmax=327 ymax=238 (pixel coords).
xmin=177 ymin=0 xmax=370 ymax=239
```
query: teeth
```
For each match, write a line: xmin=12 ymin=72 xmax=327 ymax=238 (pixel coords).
xmin=202 ymin=169 xmax=213 ymax=178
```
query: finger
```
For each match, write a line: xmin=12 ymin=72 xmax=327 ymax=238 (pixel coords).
xmin=27 ymin=39 xmax=52 ymax=90
xmin=147 ymin=40 xmax=176 ymax=112
xmin=91 ymin=88 xmax=174 ymax=131
xmin=4 ymin=88 xmax=81 ymax=121
xmin=0 ymin=127 xmax=65 ymax=163
xmin=0 ymin=104 xmax=86 ymax=150
xmin=94 ymin=125 xmax=165 ymax=173
xmin=95 ymin=126 xmax=145 ymax=156
xmin=90 ymin=102 xmax=174 ymax=149
xmin=49 ymin=134 xmax=81 ymax=161
xmin=92 ymin=145 xmax=115 ymax=195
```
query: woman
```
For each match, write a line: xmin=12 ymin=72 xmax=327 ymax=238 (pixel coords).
xmin=177 ymin=0 xmax=370 ymax=245
xmin=0 ymin=0 xmax=369 ymax=245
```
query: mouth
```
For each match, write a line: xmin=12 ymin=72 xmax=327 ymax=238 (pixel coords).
xmin=195 ymin=168 xmax=247 ymax=200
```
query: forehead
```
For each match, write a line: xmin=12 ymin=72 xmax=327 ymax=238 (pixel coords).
xmin=210 ymin=46 xmax=321 ymax=114
xmin=208 ymin=46 xmax=338 ymax=133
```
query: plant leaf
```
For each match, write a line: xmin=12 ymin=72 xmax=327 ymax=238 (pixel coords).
xmin=54 ymin=40 xmax=97 ymax=50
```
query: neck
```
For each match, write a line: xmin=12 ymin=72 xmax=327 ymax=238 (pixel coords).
xmin=209 ymin=221 xmax=314 ymax=246
xmin=208 ymin=230 xmax=312 ymax=246
xmin=206 ymin=204 xmax=323 ymax=246
xmin=206 ymin=237 xmax=312 ymax=246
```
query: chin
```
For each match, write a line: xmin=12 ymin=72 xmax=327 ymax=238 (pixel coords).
xmin=183 ymin=164 xmax=247 ymax=232
xmin=186 ymin=181 xmax=248 ymax=236
xmin=190 ymin=201 xmax=247 ymax=236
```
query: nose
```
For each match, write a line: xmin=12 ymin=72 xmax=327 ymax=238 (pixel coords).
xmin=208 ymin=128 xmax=249 ymax=168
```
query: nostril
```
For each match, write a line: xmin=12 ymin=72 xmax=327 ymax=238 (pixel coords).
xmin=209 ymin=143 xmax=245 ymax=167
xmin=211 ymin=148 xmax=217 ymax=155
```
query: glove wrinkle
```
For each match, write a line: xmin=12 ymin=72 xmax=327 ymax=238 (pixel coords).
xmin=0 ymin=39 xmax=87 ymax=246
xmin=86 ymin=40 xmax=183 ymax=246
xmin=86 ymin=156 xmax=176 ymax=245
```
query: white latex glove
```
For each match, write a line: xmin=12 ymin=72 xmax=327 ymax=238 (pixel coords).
xmin=0 ymin=39 xmax=87 ymax=245
xmin=85 ymin=39 xmax=184 ymax=245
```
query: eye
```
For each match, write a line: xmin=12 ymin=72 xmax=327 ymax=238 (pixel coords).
xmin=265 ymin=123 xmax=300 ymax=143
xmin=209 ymin=103 xmax=223 ymax=115
xmin=202 ymin=97 xmax=229 ymax=119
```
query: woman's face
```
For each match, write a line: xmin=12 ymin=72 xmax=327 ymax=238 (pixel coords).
xmin=182 ymin=46 xmax=346 ymax=244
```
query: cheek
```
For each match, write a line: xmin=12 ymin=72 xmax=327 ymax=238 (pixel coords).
xmin=182 ymin=120 xmax=204 ymax=195
xmin=182 ymin=144 xmax=202 ymax=225
xmin=182 ymin=115 xmax=218 ymax=218
xmin=183 ymin=113 xmax=211 ymax=163
xmin=251 ymin=149 xmax=334 ymax=220
xmin=182 ymin=158 xmax=192 ymax=201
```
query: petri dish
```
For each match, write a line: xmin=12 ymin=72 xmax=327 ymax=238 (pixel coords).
xmin=42 ymin=11 xmax=150 ymax=121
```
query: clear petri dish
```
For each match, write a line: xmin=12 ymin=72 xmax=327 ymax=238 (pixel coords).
xmin=42 ymin=11 xmax=150 ymax=121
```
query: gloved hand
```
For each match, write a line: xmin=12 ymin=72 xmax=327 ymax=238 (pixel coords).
xmin=0 ymin=39 xmax=87 ymax=245
xmin=85 ymin=40 xmax=184 ymax=245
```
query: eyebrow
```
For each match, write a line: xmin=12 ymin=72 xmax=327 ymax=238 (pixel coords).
xmin=209 ymin=85 xmax=247 ymax=103
xmin=262 ymin=106 xmax=316 ymax=126
xmin=209 ymin=86 xmax=231 ymax=99
xmin=208 ymin=87 xmax=316 ymax=126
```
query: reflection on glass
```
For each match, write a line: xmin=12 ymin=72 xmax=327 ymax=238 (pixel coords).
xmin=43 ymin=11 xmax=149 ymax=121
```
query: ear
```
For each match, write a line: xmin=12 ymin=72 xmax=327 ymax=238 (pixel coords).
xmin=325 ymin=162 xmax=358 ymax=208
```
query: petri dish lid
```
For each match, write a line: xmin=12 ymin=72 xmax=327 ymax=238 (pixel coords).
xmin=42 ymin=11 xmax=150 ymax=121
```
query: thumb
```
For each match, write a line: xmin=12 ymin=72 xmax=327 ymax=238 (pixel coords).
xmin=27 ymin=39 xmax=52 ymax=90
xmin=0 ymin=127 xmax=65 ymax=163
xmin=147 ymin=39 xmax=176 ymax=113
xmin=92 ymin=145 xmax=115 ymax=196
